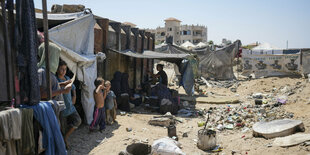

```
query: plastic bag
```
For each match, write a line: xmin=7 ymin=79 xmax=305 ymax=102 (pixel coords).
xmin=152 ymin=137 xmax=185 ymax=155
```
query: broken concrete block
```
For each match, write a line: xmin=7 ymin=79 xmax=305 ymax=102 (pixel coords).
xmin=148 ymin=118 xmax=172 ymax=127
xmin=253 ymin=119 xmax=305 ymax=139
xmin=273 ymin=133 xmax=310 ymax=147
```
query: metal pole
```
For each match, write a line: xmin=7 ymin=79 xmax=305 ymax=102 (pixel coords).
xmin=7 ymin=0 xmax=18 ymax=105
xmin=42 ymin=0 xmax=51 ymax=100
xmin=1 ymin=1 xmax=12 ymax=100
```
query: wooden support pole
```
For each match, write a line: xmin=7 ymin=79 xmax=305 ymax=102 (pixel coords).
xmin=42 ymin=0 xmax=51 ymax=100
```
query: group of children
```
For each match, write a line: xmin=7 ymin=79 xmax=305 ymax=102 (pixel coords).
xmin=89 ymin=77 xmax=117 ymax=132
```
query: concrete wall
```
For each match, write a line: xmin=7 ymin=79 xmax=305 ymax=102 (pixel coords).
xmin=95 ymin=18 xmax=155 ymax=89
xmin=95 ymin=18 xmax=109 ymax=78
xmin=94 ymin=23 xmax=103 ymax=53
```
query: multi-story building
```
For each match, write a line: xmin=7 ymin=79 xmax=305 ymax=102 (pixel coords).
xmin=148 ymin=17 xmax=207 ymax=45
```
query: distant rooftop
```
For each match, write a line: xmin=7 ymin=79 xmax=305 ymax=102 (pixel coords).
xmin=123 ymin=22 xmax=137 ymax=27
xmin=164 ymin=17 xmax=181 ymax=22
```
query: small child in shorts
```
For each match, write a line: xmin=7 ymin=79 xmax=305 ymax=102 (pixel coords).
xmin=104 ymin=81 xmax=117 ymax=124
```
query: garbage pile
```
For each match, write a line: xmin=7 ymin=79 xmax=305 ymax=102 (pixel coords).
xmin=197 ymin=102 xmax=294 ymax=132
xmin=197 ymin=78 xmax=238 ymax=88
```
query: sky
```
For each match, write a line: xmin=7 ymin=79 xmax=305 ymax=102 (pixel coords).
xmin=34 ymin=0 xmax=310 ymax=48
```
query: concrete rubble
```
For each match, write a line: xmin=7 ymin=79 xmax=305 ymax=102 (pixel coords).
xmin=195 ymin=102 xmax=295 ymax=132
xmin=253 ymin=119 xmax=305 ymax=139
xmin=273 ymin=133 xmax=310 ymax=147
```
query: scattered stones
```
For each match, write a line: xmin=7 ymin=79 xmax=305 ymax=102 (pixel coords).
xmin=148 ymin=117 xmax=172 ymax=127
xmin=231 ymin=150 xmax=240 ymax=155
xmin=230 ymin=88 xmax=237 ymax=93
xmin=183 ymin=133 xmax=188 ymax=137
xmin=252 ymin=93 xmax=263 ymax=99
xmin=255 ymin=99 xmax=263 ymax=105
xmin=126 ymin=128 xmax=132 ymax=132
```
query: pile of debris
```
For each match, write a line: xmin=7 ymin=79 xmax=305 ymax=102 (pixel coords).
xmin=197 ymin=102 xmax=294 ymax=132
xmin=197 ymin=78 xmax=238 ymax=88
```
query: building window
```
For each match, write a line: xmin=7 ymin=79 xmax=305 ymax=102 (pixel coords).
xmin=168 ymin=28 xmax=172 ymax=31
xmin=180 ymin=31 xmax=182 ymax=35
xmin=182 ymin=30 xmax=191 ymax=35
xmin=161 ymin=32 xmax=165 ymax=36
xmin=183 ymin=40 xmax=185 ymax=43
xmin=177 ymin=32 xmax=179 ymax=35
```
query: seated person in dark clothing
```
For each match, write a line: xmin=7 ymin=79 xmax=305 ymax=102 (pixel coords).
xmin=121 ymin=73 xmax=142 ymax=106
xmin=111 ymin=71 xmax=130 ymax=112
xmin=148 ymin=64 xmax=168 ymax=87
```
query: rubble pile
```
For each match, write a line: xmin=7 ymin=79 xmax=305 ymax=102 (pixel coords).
xmin=197 ymin=103 xmax=294 ymax=132
xmin=197 ymin=78 xmax=238 ymax=88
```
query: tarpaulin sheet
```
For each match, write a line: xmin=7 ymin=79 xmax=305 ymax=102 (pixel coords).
xmin=48 ymin=13 xmax=102 ymax=124
xmin=242 ymin=49 xmax=301 ymax=77
xmin=155 ymin=44 xmax=190 ymax=54
xmin=35 ymin=11 xmax=85 ymax=20
xmin=109 ymin=48 xmax=189 ymax=63
xmin=199 ymin=40 xmax=241 ymax=80
xmin=179 ymin=56 xmax=199 ymax=96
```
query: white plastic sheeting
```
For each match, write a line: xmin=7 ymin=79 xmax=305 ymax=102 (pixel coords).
xmin=152 ymin=137 xmax=185 ymax=155
xmin=196 ymin=42 xmax=207 ymax=48
xmin=48 ymin=13 xmax=102 ymax=124
xmin=110 ymin=49 xmax=189 ymax=59
xmin=36 ymin=11 xmax=85 ymax=20
xmin=180 ymin=41 xmax=196 ymax=49
xmin=252 ymin=42 xmax=281 ymax=50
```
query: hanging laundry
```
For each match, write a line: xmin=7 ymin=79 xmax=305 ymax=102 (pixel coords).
xmin=19 ymin=108 xmax=35 ymax=155
xmin=0 ymin=109 xmax=22 ymax=155
xmin=22 ymin=102 xmax=67 ymax=155
xmin=15 ymin=0 xmax=40 ymax=105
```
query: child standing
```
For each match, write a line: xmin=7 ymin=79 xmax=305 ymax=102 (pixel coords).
xmin=104 ymin=81 xmax=117 ymax=124
xmin=89 ymin=77 xmax=107 ymax=132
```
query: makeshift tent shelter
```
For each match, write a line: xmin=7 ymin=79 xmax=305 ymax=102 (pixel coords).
xmin=111 ymin=43 xmax=198 ymax=95
xmin=196 ymin=42 xmax=207 ymax=48
xmin=180 ymin=41 xmax=196 ymax=50
xmin=249 ymin=42 xmax=282 ymax=55
xmin=199 ymin=40 xmax=241 ymax=80
xmin=252 ymin=42 xmax=280 ymax=50
xmin=36 ymin=12 xmax=105 ymax=124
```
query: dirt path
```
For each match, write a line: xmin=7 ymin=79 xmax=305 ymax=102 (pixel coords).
xmin=67 ymin=77 xmax=310 ymax=155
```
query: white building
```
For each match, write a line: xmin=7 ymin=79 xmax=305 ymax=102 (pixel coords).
xmin=149 ymin=17 xmax=207 ymax=45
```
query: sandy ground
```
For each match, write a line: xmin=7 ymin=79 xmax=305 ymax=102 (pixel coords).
xmin=67 ymin=65 xmax=310 ymax=155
